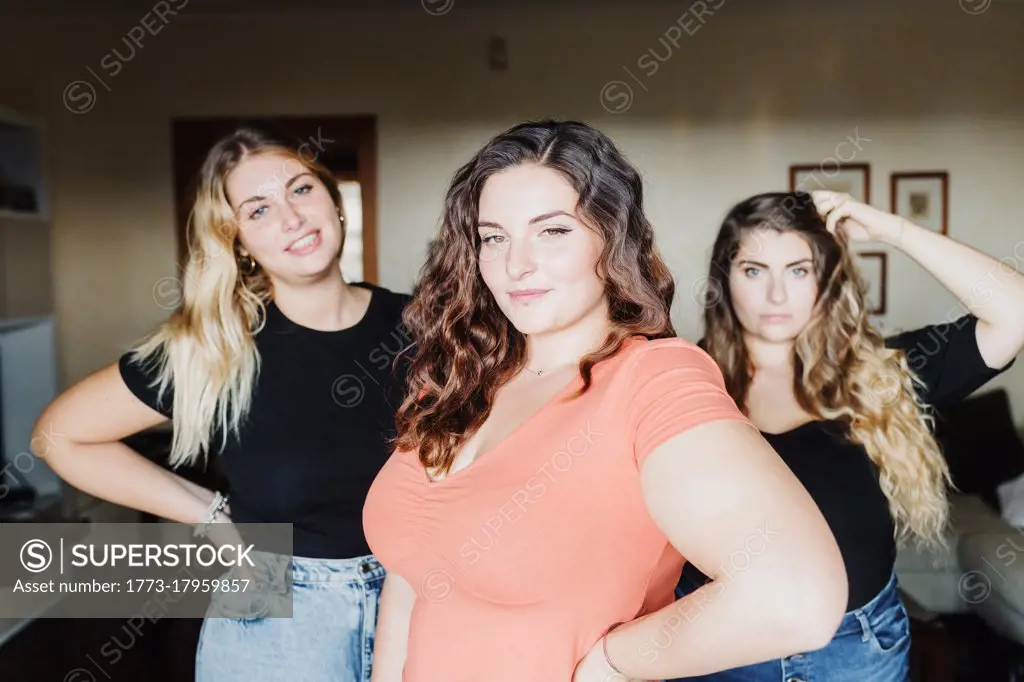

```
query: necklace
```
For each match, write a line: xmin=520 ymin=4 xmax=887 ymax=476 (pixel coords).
xmin=524 ymin=361 xmax=576 ymax=377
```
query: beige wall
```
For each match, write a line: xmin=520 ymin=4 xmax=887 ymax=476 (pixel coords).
xmin=0 ymin=218 xmax=54 ymax=318
xmin=2 ymin=3 xmax=1023 ymax=421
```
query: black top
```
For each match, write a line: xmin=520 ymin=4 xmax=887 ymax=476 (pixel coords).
xmin=687 ymin=314 xmax=1015 ymax=610
xmin=119 ymin=282 xmax=412 ymax=559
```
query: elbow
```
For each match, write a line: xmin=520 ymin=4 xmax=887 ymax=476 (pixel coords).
xmin=758 ymin=530 xmax=848 ymax=653
xmin=780 ymin=510 xmax=850 ymax=652
xmin=783 ymin=563 xmax=848 ymax=652
xmin=29 ymin=413 xmax=51 ymax=459
xmin=30 ymin=405 xmax=71 ymax=465
xmin=794 ymin=582 xmax=847 ymax=651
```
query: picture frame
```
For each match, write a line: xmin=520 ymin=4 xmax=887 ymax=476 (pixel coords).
xmin=789 ymin=163 xmax=870 ymax=204
xmin=857 ymin=251 xmax=888 ymax=316
xmin=891 ymin=171 xmax=949 ymax=235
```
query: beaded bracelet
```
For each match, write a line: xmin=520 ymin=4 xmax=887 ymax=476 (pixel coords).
xmin=193 ymin=491 xmax=230 ymax=538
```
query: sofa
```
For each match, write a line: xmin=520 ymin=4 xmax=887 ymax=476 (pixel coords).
xmin=895 ymin=388 xmax=1024 ymax=645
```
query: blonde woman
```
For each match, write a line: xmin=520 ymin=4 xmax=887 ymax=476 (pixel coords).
xmin=31 ymin=127 xmax=410 ymax=682
xmin=671 ymin=189 xmax=1024 ymax=681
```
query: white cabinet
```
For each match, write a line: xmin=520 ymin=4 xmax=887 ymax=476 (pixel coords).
xmin=0 ymin=316 xmax=60 ymax=500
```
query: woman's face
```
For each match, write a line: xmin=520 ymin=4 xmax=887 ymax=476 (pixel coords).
xmin=727 ymin=229 xmax=820 ymax=344
xmin=476 ymin=164 xmax=607 ymax=337
xmin=225 ymin=152 xmax=343 ymax=284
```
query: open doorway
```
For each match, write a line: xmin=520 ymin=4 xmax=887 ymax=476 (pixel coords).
xmin=170 ymin=115 xmax=378 ymax=283
xmin=334 ymin=171 xmax=365 ymax=283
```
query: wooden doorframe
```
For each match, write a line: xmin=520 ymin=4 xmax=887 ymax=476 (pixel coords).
xmin=170 ymin=115 xmax=378 ymax=284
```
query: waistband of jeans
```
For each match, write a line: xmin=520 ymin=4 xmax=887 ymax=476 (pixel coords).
xmin=291 ymin=553 xmax=385 ymax=583
xmin=245 ymin=550 xmax=385 ymax=584
xmin=835 ymin=571 xmax=902 ymax=634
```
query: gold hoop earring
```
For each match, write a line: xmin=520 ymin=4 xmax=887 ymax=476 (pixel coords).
xmin=239 ymin=255 xmax=257 ymax=275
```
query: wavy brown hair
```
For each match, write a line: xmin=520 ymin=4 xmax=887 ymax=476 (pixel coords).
xmin=703 ymin=191 xmax=951 ymax=550
xmin=394 ymin=120 xmax=676 ymax=476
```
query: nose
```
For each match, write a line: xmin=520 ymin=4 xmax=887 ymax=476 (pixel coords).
xmin=767 ymin=274 xmax=788 ymax=304
xmin=505 ymin=238 xmax=536 ymax=280
xmin=280 ymin=197 xmax=303 ymax=231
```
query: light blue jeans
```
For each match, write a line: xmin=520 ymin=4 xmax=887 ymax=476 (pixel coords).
xmin=667 ymin=570 xmax=911 ymax=681
xmin=195 ymin=553 xmax=385 ymax=682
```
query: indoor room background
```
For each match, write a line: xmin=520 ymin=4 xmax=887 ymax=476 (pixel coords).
xmin=0 ymin=0 xmax=1022 ymax=679
xmin=0 ymin=0 xmax=1020 ymax=418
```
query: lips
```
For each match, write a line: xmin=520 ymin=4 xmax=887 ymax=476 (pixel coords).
xmin=508 ymin=289 xmax=551 ymax=302
xmin=286 ymin=230 xmax=321 ymax=254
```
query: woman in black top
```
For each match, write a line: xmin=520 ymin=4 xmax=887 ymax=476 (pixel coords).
xmin=31 ymin=127 xmax=411 ymax=682
xmin=670 ymin=190 xmax=1023 ymax=681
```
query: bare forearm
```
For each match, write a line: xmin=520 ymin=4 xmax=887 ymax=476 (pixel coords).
xmin=888 ymin=222 xmax=1024 ymax=331
xmin=605 ymin=568 xmax=837 ymax=679
xmin=177 ymin=475 xmax=222 ymax=510
xmin=40 ymin=440 xmax=212 ymax=524
xmin=370 ymin=574 xmax=414 ymax=682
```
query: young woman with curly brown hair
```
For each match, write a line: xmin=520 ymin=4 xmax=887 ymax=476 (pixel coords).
xmin=363 ymin=121 xmax=850 ymax=682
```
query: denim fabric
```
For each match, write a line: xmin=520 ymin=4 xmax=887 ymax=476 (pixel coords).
xmin=195 ymin=553 xmax=385 ymax=682
xmin=667 ymin=570 xmax=910 ymax=682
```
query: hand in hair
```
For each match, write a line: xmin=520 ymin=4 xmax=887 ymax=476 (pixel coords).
xmin=811 ymin=190 xmax=905 ymax=244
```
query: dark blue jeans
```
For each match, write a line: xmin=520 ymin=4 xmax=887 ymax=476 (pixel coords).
xmin=667 ymin=569 xmax=910 ymax=681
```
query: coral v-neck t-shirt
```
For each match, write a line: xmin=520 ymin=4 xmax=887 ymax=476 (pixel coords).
xmin=362 ymin=337 xmax=750 ymax=681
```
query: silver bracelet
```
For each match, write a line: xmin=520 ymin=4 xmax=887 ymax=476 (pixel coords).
xmin=193 ymin=491 xmax=229 ymax=538
xmin=602 ymin=623 xmax=627 ymax=677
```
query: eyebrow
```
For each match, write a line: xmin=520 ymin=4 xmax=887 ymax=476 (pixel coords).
xmin=236 ymin=172 xmax=315 ymax=214
xmin=477 ymin=210 xmax=576 ymax=230
xmin=737 ymin=258 xmax=814 ymax=268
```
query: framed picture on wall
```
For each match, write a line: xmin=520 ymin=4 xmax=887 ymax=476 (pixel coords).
xmin=857 ymin=251 xmax=888 ymax=316
xmin=891 ymin=171 xmax=948 ymax=235
xmin=789 ymin=163 xmax=870 ymax=204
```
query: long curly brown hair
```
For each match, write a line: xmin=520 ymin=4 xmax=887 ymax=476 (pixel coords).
xmin=393 ymin=120 xmax=676 ymax=476
xmin=703 ymin=191 xmax=951 ymax=550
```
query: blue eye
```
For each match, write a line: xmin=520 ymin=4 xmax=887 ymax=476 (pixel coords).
xmin=792 ymin=266 xmax=810 ymax=277
xmin=249 ymin=205 xmax=268 ymax=220
xmin=481 ymin=234 xmax=505 ymax=244
xmin=293 ymin=183 xmax=313 ymax=195
xmin=744 ymin=266 xmax=760 ymax=277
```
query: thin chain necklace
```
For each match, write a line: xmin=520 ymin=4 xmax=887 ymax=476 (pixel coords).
xmin=524 ymin=361 xmax=576 ymax=377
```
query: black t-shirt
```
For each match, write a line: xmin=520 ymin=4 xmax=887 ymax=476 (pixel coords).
xmin=685 ymin=314 xmax=1015 ymax=610
xmin=119 ymin=282 xmax=412 ymax=559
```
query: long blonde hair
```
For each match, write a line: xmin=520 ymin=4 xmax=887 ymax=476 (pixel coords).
xmin=128 ymin=127 xmax=343 ymax=468
xmin=703 ymin=192 xmax=951 ymax=551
